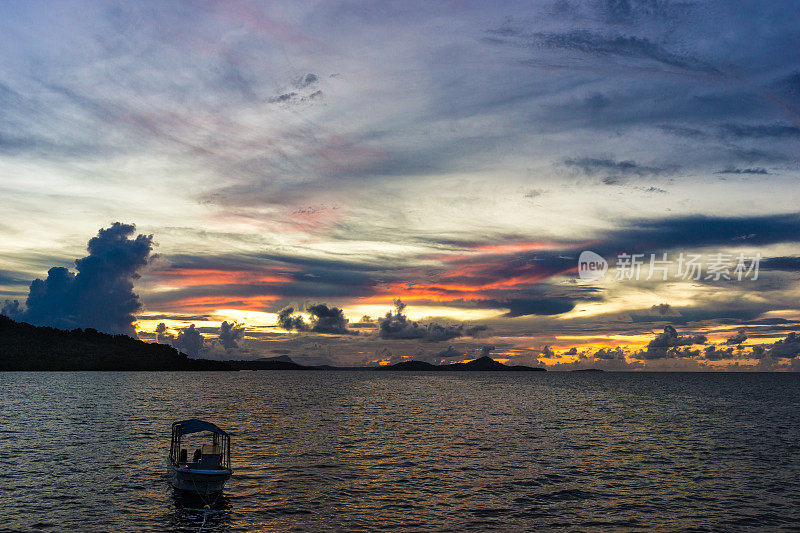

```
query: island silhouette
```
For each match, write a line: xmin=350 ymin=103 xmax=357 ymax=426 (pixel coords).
xmin=0 ymin=315 xmax=230 ymax=371
xmin=1 ymin=315 xmax=545 ymax=372
xmin=376 ymin=356 xmax=546 ymax=371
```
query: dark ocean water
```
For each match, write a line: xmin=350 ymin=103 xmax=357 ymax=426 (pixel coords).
xmin=2 ymin=371 xmax=800 ymax=532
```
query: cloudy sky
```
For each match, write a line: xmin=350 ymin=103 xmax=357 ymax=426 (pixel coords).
xmin=1 ymin=0 xmax=799 ymax=369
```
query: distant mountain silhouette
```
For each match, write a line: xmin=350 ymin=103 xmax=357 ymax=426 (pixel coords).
xmin=264 ymin=354 xmax=294 ymax=363
xmin=378 ymin=360 xmax=439 ymax=371
xmin=377 ymin=356 xmax=546 ymax=371
xmin=226 ymin=356 xmax=309 ymax=370
xmin=0 ymin=315 xmax=231 ymax=371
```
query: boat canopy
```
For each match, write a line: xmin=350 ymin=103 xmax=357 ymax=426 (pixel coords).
xmin=172 ymin=419 xmax=228 ymax=437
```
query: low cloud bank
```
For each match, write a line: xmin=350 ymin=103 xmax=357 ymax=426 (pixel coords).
xmin=378 ymin=299 xmax=486 ymax=342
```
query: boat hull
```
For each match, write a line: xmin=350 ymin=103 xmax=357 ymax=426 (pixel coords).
xmin=168 ymin=462 xmax=231 ymax=495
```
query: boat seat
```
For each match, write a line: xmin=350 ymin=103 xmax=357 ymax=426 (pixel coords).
xmin=199 ymin=453 xmax=223 ymax=468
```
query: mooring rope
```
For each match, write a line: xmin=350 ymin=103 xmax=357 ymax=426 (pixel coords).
xmin=189 ymin=470 xmax=224 ymax=533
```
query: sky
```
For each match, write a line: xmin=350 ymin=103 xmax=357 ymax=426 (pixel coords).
xmin=1 ymin=0 xmax=799 ymax=370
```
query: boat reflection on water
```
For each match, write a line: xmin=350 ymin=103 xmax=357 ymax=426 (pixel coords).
xmin=168 ymin=489 xmax=233 ymax=532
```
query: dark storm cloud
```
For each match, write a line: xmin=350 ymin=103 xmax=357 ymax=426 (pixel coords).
xmin=2 ymin=223 xmax=153 ymax=336
xmin=218 ymin=320 xmax=246 ymax=351
xmin=768 ymin=332 xmax=800 ymax=358
xmin=597 ymin=212 xmax=800 ymax=255
xmin=725 ymin=328 xmax=748 ymax=345
xmin=648 ymin=325 xmax=707 ymax=348
xmin=749 ymin=345 xmax=768 ymax=359
xmin=277 ymin=303 xmax=355 ymax=335
xmin=633 ymin=325 xmax=707 ymax=359
xmin=378 ymin=299 xmax=481 ymax=342
xmin=306 ymin=303 xmax=354 ymax=335
xmin=277 ymin=307 xmax=309 ymax=332
xmin=634 ymin=345 xmax=701 ymax=360
xmin=760 ymin=256 xmax=800 ymax=272
xmin=503 ymin=298 xmax=576 ymax=317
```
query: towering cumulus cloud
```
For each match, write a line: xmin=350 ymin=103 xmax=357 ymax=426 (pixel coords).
xmin=277 ymin=303 xmax=355 ymax=335
xmin=1 ymin=223 xmax=153 ymax=336
xmin=218 ymin=321 xmax=246 ymax=351
xmin=173 ymin=324 xmax=205 ymax=358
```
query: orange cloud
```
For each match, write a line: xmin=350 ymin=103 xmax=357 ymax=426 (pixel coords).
xmin=471 ymin=241 xmax=564 ymax=254
xmin=161 ymin=294 xmax=279 ymax=313
xmin=152 ymin=268 xmax=293 ymax=288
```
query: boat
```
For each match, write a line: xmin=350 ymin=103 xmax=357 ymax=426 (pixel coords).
xmin=168 ymin=419 xmax=232 ymax=495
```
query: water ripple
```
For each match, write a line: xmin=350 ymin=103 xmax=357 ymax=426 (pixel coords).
xmin=2 ymin=371 xmax=800 ymax=531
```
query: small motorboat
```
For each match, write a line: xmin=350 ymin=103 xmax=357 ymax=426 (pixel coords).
xmin=168 ymin=419 xmax=232 ymax=495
